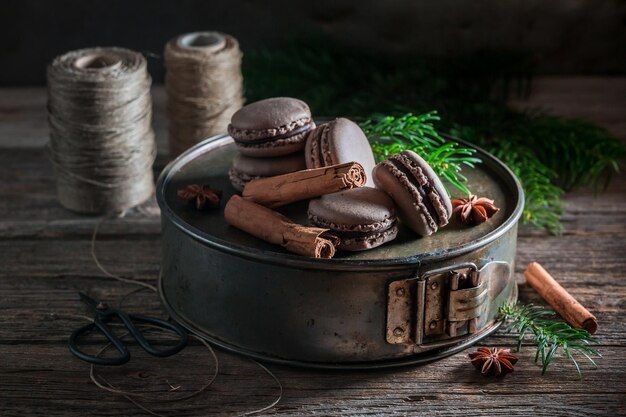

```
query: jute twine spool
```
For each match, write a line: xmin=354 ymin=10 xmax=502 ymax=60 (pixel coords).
xmin=164 ymin=31 xmax=244 ymax=156
xmin=47 ymin=47 xmax=156 ymax=214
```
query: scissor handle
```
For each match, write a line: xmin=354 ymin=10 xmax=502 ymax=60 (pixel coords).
xmin=68 ymin=310 xmax=188 ymax=366
xmin=121 ymin=312 xmax=188 ymax=357
xmin=68 ymin=320 xmax=130 ymax=366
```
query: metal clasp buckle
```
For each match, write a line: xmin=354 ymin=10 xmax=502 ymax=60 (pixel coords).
xmin=386 ymin=262 xmax=497 ymax=346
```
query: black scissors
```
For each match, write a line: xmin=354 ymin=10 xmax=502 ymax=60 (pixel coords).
xmin=69 ymin=293 xmax=188 ymax=366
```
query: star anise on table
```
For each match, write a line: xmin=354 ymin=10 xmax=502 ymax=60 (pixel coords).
xmin=177 ymin=184 xmax=222 ymax=210
xmin=469 ymin=347 xmax=518 ymax=377
xmin=452 ymin=194 xmax=500 ymax=225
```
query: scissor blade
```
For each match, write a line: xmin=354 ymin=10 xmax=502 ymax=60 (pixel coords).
xmin=78 ymin=292 xmax=100 ymax=312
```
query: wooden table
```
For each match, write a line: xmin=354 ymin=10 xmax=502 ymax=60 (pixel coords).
xmin=1 ymin=79 xmax=625 ymax=416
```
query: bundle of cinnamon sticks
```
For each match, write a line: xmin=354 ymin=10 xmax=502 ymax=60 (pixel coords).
xmin=224 ymin=162 xmax=366 ymax=258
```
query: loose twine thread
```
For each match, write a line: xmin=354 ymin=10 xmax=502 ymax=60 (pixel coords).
xmin=164 ymin=31 xmax=244 ymax=157
xmin=47 ymin=47 xmax=157 ymax=214
xmin=80 ymin=218 xmax=283 ymax=416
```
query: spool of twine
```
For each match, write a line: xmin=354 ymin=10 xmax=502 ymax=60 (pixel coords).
xmin=164 ymin=31 xmax=244 ymax=156
xmin=47 ymin=47 xmax=157 ymax=214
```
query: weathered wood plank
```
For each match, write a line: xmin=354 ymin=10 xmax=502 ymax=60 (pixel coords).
xmin=0 ymin=344 xmax=623 ymax=416
xmin=0 ymin=148 xmax=166 ymax=238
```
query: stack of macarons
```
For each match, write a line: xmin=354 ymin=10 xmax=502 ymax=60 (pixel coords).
xmin=228 ymin=97 xmax=314 ymax=191
xmin=227 ymin=97 xmax=453 ymax=253
xmin=228 ymin=97 xmax=380 ymax=192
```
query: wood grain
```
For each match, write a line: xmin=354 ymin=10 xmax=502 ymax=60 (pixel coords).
xmin=0 ymin=81 xmax=625 ymax=416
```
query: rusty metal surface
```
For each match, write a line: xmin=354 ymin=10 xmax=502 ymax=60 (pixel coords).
xmin=423 ymin=273 xmax=446 ymax=337
xmin=386 ymin=280 xmax=414 ymax=344
xmin=156 ymin=132 xmax=523 ymax=368
xmin=384 ymin=261 xmax=510 ymax=348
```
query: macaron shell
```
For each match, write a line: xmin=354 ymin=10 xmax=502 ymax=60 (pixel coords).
xmin=327 ymin=118 xmax=376 ymax=186
xmin=304 ymin=118 xmax=376 ymax=186
xmin=232 ymin=152 xmax=306 ymax=177
xmin=229 ymin=152 xmax=306 ymax=191
xmin=229 ymin=97 xmax=312 ymax=134
xmin=307 ymin=187 xmax=396 ymax=230
xmin=372 ymin=163 xmax=436 ymax=236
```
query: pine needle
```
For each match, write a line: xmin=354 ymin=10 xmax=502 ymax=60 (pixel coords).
xmin=361 ymin=112 xmax=480 ymax=196
xmin=499 ymin=303 xmax=601 ymax=378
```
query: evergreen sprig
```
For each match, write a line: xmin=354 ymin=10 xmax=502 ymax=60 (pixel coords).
xmin=242 ymin=37 xmax=625 ymax=234
xmin=361 ymin=112 xmax=481 ymax=196
xmin=451 ymin=124 xmax=566 ymax=233
xmin=499 ymin=303 xmax=600 ymax=378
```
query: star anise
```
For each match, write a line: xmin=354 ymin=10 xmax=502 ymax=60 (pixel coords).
xmin=452 ymin=194 xmax=500 ymax=225
xmin=469 ymin=347 xmax=518 ymax=377
xmin=177 ymin=184 xmax=222 ymax=210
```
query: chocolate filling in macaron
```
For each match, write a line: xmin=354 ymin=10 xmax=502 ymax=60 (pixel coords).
xmin=373 ymin=150 xmax=452 ymax=236
xmin=228 ymin=97 xmax=315 ymax=158
xmin=308 ymin=187 xmax=398 ymax=251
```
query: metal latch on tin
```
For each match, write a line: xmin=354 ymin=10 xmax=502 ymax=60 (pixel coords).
xmin=386 ymin=262 xmax=508 ymax=346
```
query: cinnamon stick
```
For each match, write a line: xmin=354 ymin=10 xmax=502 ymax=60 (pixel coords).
xmin=524 ymin=262 xmax=598 ymax=334
xmin=242 ymin=161 xmax=366 ymax=208
xmin=224 ymin=195 xmax=339 ymax=258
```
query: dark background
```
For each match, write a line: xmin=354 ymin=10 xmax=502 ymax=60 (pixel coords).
xmin=1 ymin=0 xmax=625 ymax=86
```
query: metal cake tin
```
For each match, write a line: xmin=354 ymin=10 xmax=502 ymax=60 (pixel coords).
xmin=157 ymin=132 xmax=523 ymax=369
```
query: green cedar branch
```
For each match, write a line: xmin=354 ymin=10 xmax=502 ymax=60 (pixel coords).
xmin=499 ymin=303 xmax=601 ymax=378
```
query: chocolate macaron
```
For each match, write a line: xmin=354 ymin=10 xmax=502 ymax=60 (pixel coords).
xmin=308 ymin=187 xmax=398 ymax=251
xmin=228 ymin=97 xmax=315 ymax=157
xmin=305 ymin=118 xmax=376 ymax=186
xmin=373 ymin=150 xmax=452 ymax=236
xmin=228 ymin=152 xmax=306 ymax=192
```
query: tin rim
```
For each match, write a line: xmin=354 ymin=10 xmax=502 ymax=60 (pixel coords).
xmin=156 ymin=133 xmax=524 ymax=271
